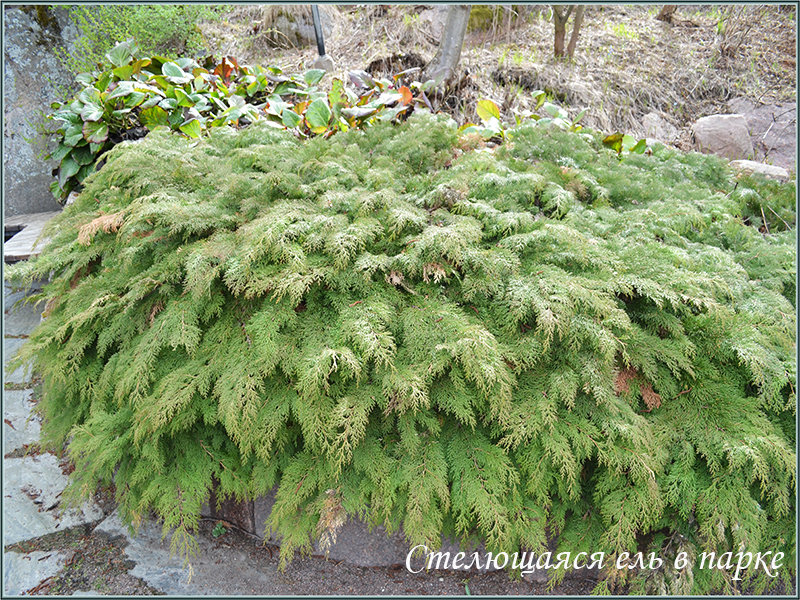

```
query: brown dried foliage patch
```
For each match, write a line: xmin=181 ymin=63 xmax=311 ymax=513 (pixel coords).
xmin=77 ymin=211 xmax=126 ymax=246
xmin=641 ymin=382 xmax=662 ymax=411
xmin=614 ymin=367 xmax=637 ymax=395
xmin=422 ymin=262 xmax=447 ymax=284
xmin=614 ymin=366 xmax=662 ymax=411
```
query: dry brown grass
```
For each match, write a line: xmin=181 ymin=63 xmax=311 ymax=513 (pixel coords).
xmin=198 ymin=5 xmax=796 ymax=136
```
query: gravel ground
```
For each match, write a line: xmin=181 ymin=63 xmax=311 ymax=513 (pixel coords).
xmin=5 ymin=525 xmax=159 ymax=596
xmin=9 ymin=518 xmax=597 ymax=596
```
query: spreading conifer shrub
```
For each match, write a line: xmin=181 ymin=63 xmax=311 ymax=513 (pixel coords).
xmin=8 ymin=112 xmax=795 ymax=594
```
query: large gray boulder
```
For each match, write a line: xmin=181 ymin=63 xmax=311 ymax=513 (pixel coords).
xmin=418 ymin=6 xmax=449 ymax=44
xmin=3 ymin=6 xmax=79 ymax=217
xmin=259 ymin=5 xmax=337 ymax=49
xmin=194 ymin=489 xmax=556 ymax=582
xmin=727 ymin=97 xmax=796 ymax=172
xmin=199 ymin=490 xmax=511 ymax=573
xmin=691 ymin=114 xmax=754 ymax=160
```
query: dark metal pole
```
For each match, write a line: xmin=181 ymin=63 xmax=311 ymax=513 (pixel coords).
xmin=311 ymin=5 xmax=326 ymax=57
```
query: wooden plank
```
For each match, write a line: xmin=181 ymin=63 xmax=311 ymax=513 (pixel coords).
xmin=3 ymin=211 xmax=61 ymax=263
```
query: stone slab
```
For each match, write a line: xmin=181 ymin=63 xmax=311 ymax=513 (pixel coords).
xmin=3 ymin=389 xmax=40 ymax=455
xmin=3 ymin=291 xmax=45 ymax=337
xmin=3 ymin=282 xmax=29 ymax=307
xmin=3 ymin=337 xmax=30 ymax=385
xmin=3 ymin=337 xmax=25 ymax=364
xmin=3 ymin=211 xmax=60 ymax=262
xmin=3 ymin=281 xmax=44 ymax=384
xmin=94 ymin=510 xmax=276 ymax=595
xmin=3 ymin=550 xmax=71 ymax=596
xmin=3 ymin=279 xmax=49 ymax=296
xmin=3 ymin=453 xmax=104 ymax=545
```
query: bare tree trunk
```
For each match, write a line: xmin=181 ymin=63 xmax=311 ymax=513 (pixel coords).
xmin=565 ymin=6 xmax=585 ymax=59
xmin=423 ymin=5 xmax=471 ymax=85
xmin=552 ymin=5 xmax=573 ymax=57
xmin=656 ymin=5 xmax=677 ymax=23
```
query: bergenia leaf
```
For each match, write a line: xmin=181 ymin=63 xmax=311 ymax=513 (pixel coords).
xmin=476 ymin=99 xmax=501 ymax=123
xmin=80 ymin=103 xmax=103 ymax=122
xmin=140 ymin=106 xmax=170 ymax=129
xmin=179 ymin=119 xmax=202 ymax=139
xmin=306 ymin=98 xmax=332 ymax=133
xmin=282 ymin=109 xmax=302 ymax=129
xmin=83 ymin=120 xmax=109 ymax=144
xmin=303 ymin=69 xmax=326 ymax=86
xmin=106 ymin=40 xmax=133 ymax=68
xmin=58 ymin=155 xmax=79 ymax=188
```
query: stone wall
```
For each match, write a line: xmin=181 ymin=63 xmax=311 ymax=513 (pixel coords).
xmin=3 ymin=6 xmax=79 ymax=217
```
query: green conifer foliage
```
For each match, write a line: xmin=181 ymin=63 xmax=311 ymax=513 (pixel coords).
xmin=7 ymin=113 xmax=795 ymax=593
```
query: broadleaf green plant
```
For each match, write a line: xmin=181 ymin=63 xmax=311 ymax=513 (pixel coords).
xmin=47 ymin=41 xmax=430 ymax=203
xmin=603 ymin=131 xmax=649 ymax=157
xmin=462 ymin=93 xmax=589 ymax=142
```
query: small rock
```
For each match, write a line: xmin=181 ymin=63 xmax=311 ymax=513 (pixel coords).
xmin=691 ymin=114 xmax=754 ymax=160
xmin=729 ymin=159 xmax=791 ymax=182
xmin=523 ymin=569 xmax=549 ymax=583
xmin=641 ymin=112 xmax=678 ymax=142
xmin=3 ymin=550 xmax=71 ymax=595
xmin=312 ymin=54 xmax=335 ymax=73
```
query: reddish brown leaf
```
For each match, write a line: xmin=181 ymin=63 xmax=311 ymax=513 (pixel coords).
xmin=398 ymin=85 xmax=413 ymax=106
xmin=294 ymin=101 xmax=309 ymax=115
